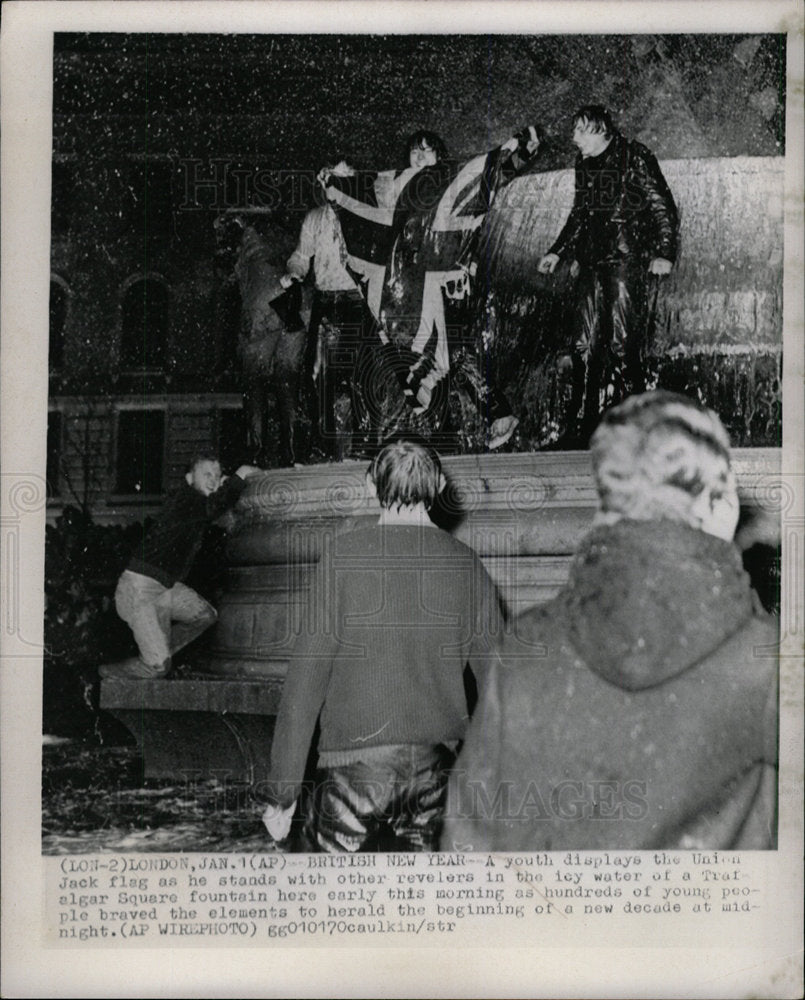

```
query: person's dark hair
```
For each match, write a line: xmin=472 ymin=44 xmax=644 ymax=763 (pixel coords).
xmin=573 ymin=105 xmax=615 ymax=137
xmin=514 ymin=123 xmax=546 ymax=148
xmin=186 ymin=452 xmax=221 ymax=475
xmin=404 ymin=130 xmax=448 ymax=164
xmin=368 ymin=436 xmax=443 ymax=510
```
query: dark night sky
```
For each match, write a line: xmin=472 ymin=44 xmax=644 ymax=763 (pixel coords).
xmin=53 ymin=32 xmax=785 ymax=172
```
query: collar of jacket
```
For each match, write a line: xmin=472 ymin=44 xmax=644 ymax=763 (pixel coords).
xmin=562 ymin=518 xmax=757 ymax=691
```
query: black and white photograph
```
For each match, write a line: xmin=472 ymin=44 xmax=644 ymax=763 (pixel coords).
xmin=40 ymin=22 xmax=787 ymax=851
xmin=1 ymin=1 xmax=803 ymax=997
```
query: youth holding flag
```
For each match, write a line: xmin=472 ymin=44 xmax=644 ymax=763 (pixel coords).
xmin=321 ymin=125 xmax=542 ymax=451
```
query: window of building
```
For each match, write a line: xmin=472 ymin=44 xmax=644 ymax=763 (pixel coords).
xmin=120 ymin=278 xmax=169 ymax=370
xmin=49 ymin=277 xmax=68 ymax=370
xmin=46 ymin=410 xmax=62 ymax=498
xmin=114 ymin=409 xmax=165 ymax=495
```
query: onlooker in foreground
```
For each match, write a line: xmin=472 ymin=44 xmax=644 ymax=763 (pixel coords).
xmin=262 ymin=437 xmax=503 ymax=852
xmin=100 ymin=455 xmax=263 ymax=680
xmin=443 ymin=391 xmax=778 ymax=852
xmin=539 ymin=105 xmax=679 ymax=443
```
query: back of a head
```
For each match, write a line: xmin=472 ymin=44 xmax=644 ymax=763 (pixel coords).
xmin=369 ymin=437 xmax=443 ymax=511
xmin=591 ymin=391 xmax=738 ymax=539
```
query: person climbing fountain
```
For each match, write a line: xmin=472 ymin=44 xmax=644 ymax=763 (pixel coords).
xmin=99 ymin=455 xmax=263 ymax=680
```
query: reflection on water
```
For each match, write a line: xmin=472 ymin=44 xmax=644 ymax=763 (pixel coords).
xmin=42 ymin=743 xmax=276 ymax=855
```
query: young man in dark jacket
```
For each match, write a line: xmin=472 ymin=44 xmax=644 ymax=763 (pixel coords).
xmin=261 ymin=438 xmax=503 ymax=852
xmin=100 ymin=455 xmax=262 ymax=679
xmin=443 ymin=391 xmax=778 ymax=852
xmin=539 ymin=105 xmax=679 ymax=443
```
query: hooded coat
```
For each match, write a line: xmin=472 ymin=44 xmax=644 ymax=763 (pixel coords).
xmin=442 ymin=518 xmax=778 ymax=852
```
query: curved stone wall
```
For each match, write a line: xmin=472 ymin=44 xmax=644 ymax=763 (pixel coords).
xmin=203 ymin=448 xmax=781 ymax=678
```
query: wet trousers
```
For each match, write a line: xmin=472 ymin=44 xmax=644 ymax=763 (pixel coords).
xmin=567 ymin=262 xmax=651 ymax=441
xmin=309 ymin=289 xmax=373 ymax=459
xmin=300 ymin=743 xmax=457 ymax=853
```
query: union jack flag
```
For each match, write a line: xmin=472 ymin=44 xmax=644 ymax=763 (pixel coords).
xmin=328 ymin=139 xmax=536 ymax=415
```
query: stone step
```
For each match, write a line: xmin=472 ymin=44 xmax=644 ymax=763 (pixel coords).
xmin=100 ymin=675 xmax=283 ymax=782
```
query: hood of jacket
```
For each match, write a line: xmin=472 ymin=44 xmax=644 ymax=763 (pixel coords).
xmin=563 ymin=518 xmax=757 ymax=692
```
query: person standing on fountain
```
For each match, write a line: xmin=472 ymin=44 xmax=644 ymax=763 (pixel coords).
xmin=100 ymin=455 xmax=263 ymax=680
xmin=324 ymin=126 xmax=541 ymax=452
xmin=283 ymin=161 xmax=374 ymax=461
xmin=261 ymin=437 xmax=503 ymax=852
xmin=539 ymin=105 xmax=679 ymax=445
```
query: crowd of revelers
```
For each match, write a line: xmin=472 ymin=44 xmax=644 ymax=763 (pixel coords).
xmin=239 ymin=103 xmax=680 ymax=463
xmin=101 ymin=107 xmax=777 ymax=854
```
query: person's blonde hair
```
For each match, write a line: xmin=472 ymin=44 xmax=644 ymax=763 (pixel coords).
xmin=590 ymin=391 xmax=733 ymax=526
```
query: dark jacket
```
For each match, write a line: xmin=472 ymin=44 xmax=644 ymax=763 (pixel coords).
xmin=550 ymin=132 xmax=679 ymax=267
xmin=443 ymin=519 xmax=778 ymax=852
xmin=127 ymin=474 xmax=247 ymax=588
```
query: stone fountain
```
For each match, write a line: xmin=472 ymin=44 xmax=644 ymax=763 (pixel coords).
xmin=100 ymin=447 xmax=780 ymax=782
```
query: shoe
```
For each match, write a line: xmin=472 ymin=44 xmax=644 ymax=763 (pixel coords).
xmin=488 ymin=415 xmax=519 ymax=450
xmin=99 ymin=657 xmax=170 ymax=680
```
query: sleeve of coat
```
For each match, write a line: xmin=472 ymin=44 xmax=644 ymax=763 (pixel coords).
xmin=195 ymin=472 xmax=248 ymax=522
xmin=548 ymin=161 xmax=586 ymax=260
xmin=635 ymin=148 xmax=679 ymax=262
xmin=263 ymin=566 xmax=335 ymax=808
xmin=286 ymin=210 xmax=318 ymax=281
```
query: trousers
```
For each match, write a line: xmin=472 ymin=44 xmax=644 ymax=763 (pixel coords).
xmin=567 ymin=262 xmax=652 ymax=441
xmin=300 ymin=743 xmax=457 ymax=853
xmin=309 ymin=288 xmax=373 ymax=459
xmin=114 ymin=570 xmax=217 ymax=670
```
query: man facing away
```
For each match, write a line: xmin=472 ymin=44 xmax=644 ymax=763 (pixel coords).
xmin=100 ymin=455 xmax=262 ymax=680
xmin=443 ymin=391 xmax=778 ymax=852
xmin=261 ymin=437 xmax=504 ymax=852
xmin=539 ymin=105 xmax=679 ymax=444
